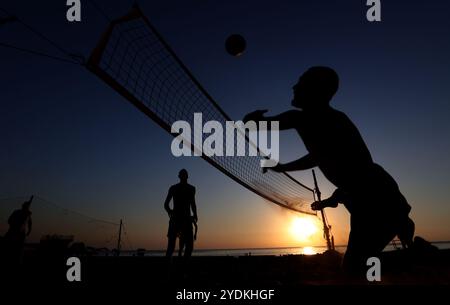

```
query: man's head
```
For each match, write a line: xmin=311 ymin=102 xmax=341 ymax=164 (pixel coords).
xmin=178 ymin=169 xmax=188 ymax=182
xmin=291 ymin=66 xmax=339 ymax=110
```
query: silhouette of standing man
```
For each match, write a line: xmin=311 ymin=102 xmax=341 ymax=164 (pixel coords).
xmin=164 ymin=169 xmax=198 ymax=260
xmin=244 ymin=67 xmax=414 ymax=274
xmin=3 ymin=196 xmax=33 ymax=266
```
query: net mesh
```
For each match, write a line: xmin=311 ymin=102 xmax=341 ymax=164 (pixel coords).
xmin=87 ymin=7 xmax=315 ymax=215
xmin=0 ymin=196 xmax=122 ymax=252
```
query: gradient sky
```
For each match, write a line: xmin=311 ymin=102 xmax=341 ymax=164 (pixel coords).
xmin=1 ymin=0 xmax=450 ymax=250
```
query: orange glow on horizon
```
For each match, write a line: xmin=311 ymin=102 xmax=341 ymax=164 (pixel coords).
xmin=302 ymin=246 xmax=316 ymax=255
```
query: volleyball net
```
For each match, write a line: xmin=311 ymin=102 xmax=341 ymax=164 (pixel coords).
xmin=86 ymin=6 xmax=316 ymax=215
xmin=0 ymin=196 xmax=126 ymax=252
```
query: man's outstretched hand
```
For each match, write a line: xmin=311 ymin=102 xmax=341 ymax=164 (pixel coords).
xmin=311 ymin=197 xmax=339 ymax=211
xmin=243 ymin=109 xmax=268 ymax=123
xmin=262 ymin=162 xmax=284 ymax=174
xmin=311 ymin=201 xmax=326 ymax=211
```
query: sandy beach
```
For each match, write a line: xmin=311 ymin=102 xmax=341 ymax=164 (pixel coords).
xmin=12 ymin=248 xmax=450 ymax=287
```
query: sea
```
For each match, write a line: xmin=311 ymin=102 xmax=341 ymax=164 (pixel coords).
xmin=121 ymin=242 xmax=450 ymax=257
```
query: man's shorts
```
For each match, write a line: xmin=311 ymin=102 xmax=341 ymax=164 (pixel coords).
xmin=167 ymin=217 xmax=193 ymax=240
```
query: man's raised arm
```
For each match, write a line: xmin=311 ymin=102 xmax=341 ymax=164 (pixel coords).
xmin=270 ymin=153 xmax=317 ymax=173
xmin=243 ymin=109 xmax=301 ymax=130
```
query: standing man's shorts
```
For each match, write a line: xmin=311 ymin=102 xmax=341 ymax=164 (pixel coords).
xmin=167 ymin=217 xmax=193 ymax=242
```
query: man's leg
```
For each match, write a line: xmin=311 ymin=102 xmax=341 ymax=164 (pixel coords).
xmin=343 ymin=225 xmax=367 ymax=276
xmin=343 ymin=214 xmax=397 ymax=276
xmin=398 ymin=216 xmax=414 ymax=249
xmin=178 ymin=237 xmax=185 ymax=257
xmin=166 ymin=236 xmax=176 ymax=257
xmin=166 ymin=220 xmax=177 ymax=257
xmin=183 ymin=225 xmax=194 ymax=260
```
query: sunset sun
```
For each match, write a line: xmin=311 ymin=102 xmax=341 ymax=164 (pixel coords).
xmin=290 ymin=217 xmax=319 ymax=242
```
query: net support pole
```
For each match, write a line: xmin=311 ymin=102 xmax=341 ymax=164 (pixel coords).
xmin=312 ymin=170 xmax=333 ymax=251
xmin=116 ymin=219 xmax=123 ymax=256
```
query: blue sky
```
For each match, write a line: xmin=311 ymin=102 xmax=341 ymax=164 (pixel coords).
xmin=1 ymin=0 xmax=450 ymax=249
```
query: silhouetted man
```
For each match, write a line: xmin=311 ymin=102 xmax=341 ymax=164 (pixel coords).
xmin=244 ymin=66 xmax=414 ymax=274
xmin=164 ymin=169 xmax=198 ymax=260
xmin=3 ymin=196 xmax=33 ymax=266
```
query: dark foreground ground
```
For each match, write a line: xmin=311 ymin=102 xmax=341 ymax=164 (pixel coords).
xmin=0 ymin=251 xmax=447 ymax=304
xmin=2 ymin=249 xmax=449 ymax=302
xmin=8 ymin=249 xmax=450 ymax=287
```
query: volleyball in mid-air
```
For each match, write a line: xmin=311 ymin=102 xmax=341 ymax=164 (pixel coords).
xmin=225 ymin=34 xmax=246 ymax=57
